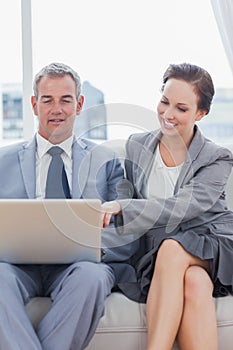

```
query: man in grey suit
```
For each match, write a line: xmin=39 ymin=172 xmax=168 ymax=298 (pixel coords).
xmin=0 ymin=62 xmax=128 ymax=350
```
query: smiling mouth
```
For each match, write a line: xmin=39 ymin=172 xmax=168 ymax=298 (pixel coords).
xmin=163 ymin=118 xmax=177 ymax=128
xmin=49 ymin=119 xmax=64 ymax=123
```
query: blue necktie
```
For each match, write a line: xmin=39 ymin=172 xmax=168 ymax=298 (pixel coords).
xmin=45 ymin=146 xmax=71 ymax=199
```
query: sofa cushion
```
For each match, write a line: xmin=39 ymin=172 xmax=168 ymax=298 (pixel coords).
xmin=26 ymin=292 xmax=233 ymax=350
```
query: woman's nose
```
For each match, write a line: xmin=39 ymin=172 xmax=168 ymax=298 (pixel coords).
xmin=163 ymin=107 xmax=175 ymax=120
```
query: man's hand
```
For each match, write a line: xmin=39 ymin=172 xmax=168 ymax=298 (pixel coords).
xmin=101 ymin=201 xmax=121 ymax=228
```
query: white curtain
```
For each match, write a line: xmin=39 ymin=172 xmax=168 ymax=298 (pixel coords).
xmin=211 ymin=0 xmax=233 ymax=74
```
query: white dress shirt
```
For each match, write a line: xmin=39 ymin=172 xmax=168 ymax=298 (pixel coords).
xmin=142 ymin=147 xmax=183 ymax=200
xmin=36 ymin=133 xmax=73 ymax=199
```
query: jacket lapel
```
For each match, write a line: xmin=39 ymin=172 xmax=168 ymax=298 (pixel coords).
xmin=18 ymin=137 xmax=37 ymax=198
xmin=134 ymin=130 xmax=161 ymax=195
xmin=71 ymin=137 xmax=91 ymax=198
xmin=174 ymin=126 xmax=206 ymax=192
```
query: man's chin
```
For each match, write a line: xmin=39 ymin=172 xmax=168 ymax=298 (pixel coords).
xmin=47 ymin=130 xmax=73 ymax=144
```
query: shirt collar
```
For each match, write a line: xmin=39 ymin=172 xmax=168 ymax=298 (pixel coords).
xmin=36 ymin=133 xmax=74 ymax=159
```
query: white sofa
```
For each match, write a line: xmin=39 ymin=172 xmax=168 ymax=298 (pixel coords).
xmin=26 ymin=142 xmax=233 ymax=350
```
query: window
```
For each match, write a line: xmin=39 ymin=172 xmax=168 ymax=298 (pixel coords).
xmin=0 ymin=0 xmax=22 ymax=145
xmin=1 ymin=0 xmax=233 ymax=145
xmin=2 ymin=85 xmax=23 ymax=139
xmin=29 ymin=0 xmax=233 ymax=142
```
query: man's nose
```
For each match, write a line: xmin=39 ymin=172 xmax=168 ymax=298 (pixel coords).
xmin=51 ymin=102 xmax=62 ymax=113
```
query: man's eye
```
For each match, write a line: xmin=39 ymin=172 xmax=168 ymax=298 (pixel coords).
xmin=62 ymin=100 xmax=72 ymax=103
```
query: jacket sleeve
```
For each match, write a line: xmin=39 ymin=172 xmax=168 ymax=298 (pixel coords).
xmin=101 ymin=150 xmax=140 ymax=262
xmin=115 ymin=145 xmax=233 ymax=236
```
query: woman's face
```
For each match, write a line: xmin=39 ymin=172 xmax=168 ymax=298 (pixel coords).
xmin=157 ymin=78 xmax=206 ymax=144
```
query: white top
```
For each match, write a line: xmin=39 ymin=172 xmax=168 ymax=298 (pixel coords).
xmin=142 ymin=147 xmax=183 ymax=200
xmin=36 ymin=133 xmax=73 ymax=199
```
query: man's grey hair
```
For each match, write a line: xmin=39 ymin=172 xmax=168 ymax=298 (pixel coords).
xmin=33 ymin=62 xmax=82 ymax=100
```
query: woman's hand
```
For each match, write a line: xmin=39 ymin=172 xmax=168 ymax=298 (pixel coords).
xmin=101 ymin=201 xmax=121 ymax=228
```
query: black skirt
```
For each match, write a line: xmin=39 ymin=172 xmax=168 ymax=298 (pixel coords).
xmin=116 ymin=224 xmax=233 ymax=303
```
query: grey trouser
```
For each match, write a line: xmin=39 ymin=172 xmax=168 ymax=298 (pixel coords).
xmin=0 ymin=261 xmax=115 ymax=350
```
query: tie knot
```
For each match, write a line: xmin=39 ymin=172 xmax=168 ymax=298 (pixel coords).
xmin=48 ymin=146 xmax=63 ymax=157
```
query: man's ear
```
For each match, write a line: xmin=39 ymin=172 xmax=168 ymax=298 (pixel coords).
xmin=31 ymin=96 xmax=38 ymax=116
xmin=76 ymin=95 xmax=84 ymax=115
xmin=196 ymin=109 xmax=207 ymax=122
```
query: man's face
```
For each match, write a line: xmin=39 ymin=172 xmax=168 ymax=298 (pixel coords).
xmin=31 ymin=75 xmax=84 ymax=144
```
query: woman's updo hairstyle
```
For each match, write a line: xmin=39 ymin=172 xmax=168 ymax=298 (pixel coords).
xmin=162 ymin=63 xmax=215 ymax=114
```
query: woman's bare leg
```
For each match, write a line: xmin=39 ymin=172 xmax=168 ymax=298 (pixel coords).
xmin=177 ymin=266 xmax=217 ymax=350
xmin=146 ymin=239 xmax=215 ymax=350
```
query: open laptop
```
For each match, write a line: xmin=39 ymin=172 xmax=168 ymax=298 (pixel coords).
xmin=0 ymin=199 xmax=102 ymax=264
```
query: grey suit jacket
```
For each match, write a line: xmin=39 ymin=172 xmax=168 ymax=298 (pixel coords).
xmin=113 ymin=126 xmax=233 ymax=302
xmin=116 ymin=126 xmax=233 ymax=238
xmin=0 ymin=135 xmax=138 ymax=263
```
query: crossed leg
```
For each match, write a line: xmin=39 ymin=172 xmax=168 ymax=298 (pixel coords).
xmin=146 ymin=239 xmax=218 ymax=350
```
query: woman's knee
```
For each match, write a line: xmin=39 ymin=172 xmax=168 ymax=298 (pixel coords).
xmin=184 ymin=266 xmax=213 ymax=303
xmin=156 ymin=239 xmax=188 ymax=269
xmin=158 ymin=239 xmax=182 ymax=256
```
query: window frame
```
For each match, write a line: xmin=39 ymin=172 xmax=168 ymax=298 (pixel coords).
xmin=21 ymin=0 xmax=34 ymax=140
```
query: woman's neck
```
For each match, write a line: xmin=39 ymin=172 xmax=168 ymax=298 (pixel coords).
xmin=159 ymin=134 xmax=192 ymax=167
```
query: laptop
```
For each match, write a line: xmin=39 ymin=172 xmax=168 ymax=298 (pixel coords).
xmin=0 ymin=199 xmax=102 ymax=264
